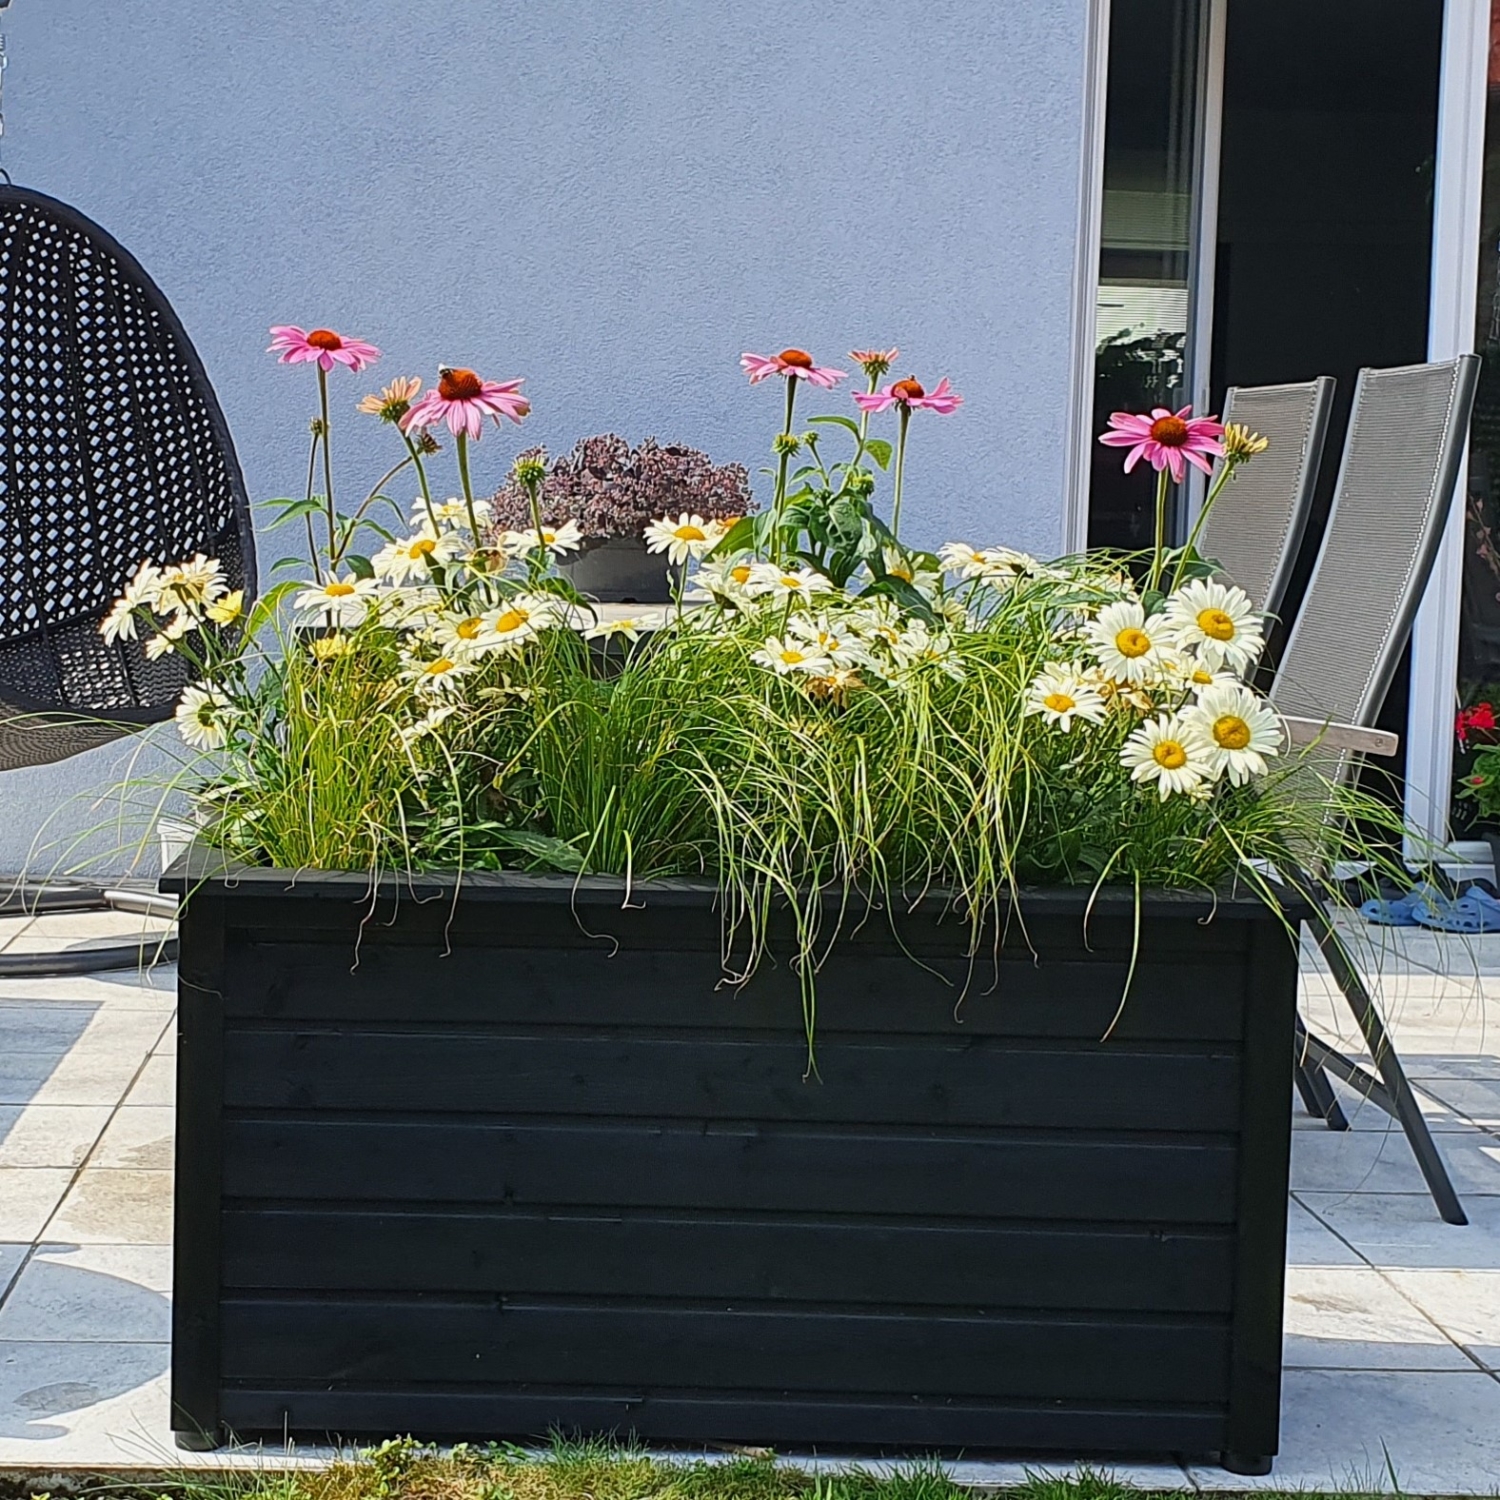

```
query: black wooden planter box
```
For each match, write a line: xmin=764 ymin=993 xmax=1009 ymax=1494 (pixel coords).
xmin=165 ymin=854 xmax=1299 ymax=1474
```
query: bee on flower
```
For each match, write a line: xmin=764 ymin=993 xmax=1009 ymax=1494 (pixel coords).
xmin=373 ymin=527 xmax=465 ymax=584
xmin=1182 ymin=682 xmax=1283 ymax=785
xmin=294 ymin=575 xmax=380 ymax=627
xmin=643 ymin=513 xmax=728 ymax=566
xmin=1024 ymin=664 xmax=1108 ymax=732
xmin=1121 ymin=712 xmax=1214 ymax=800
xmin=751 ymin=635 xmax=834 ymax=677
xmin=500 ymin=520 xmax=585 ymax=558
xmin=1162 ymin=579 xmax=1264 ymax=673
xmin=1088 ymin=599 xmax=1169 ymax=685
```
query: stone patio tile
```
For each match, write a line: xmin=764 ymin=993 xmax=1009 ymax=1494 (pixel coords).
xmin=1289 ymin=1079 xmax=1471 ymax=1133
xmin=0 ymin=1104 xmax=112 ymax=1168
xmin=1296 ymin=1190 xmax=1500 ymax=1269
xmin=9 ymin=911 xmax=174 ymax=942
xmin=92 ymin=1107 xmax=173 ymax=1171
xmin=1286 ymin=1196 xmax=1364 ymax=1266
xmin=0 ymin=916 xmax=32 ymax=953
xmin=151 ymin=1023 xmax=177 ymax=1056
xmin=0 ymin=1244 xmax=171 ymax=1343
xmin=47 ymin=1169 xmax=172 ymax=1246
xmin=122 ymin=1053 xmax=174 ymax=1108
xmin=0 ymin=1001 xmax=101 ymax=1053
xmin=1381 ymin=1269 xmax=1500 ymax=1374
xmin=0 ymin=1169 xmax=74 ymax=1241
xmin=1187 ymin=1368 xmax=1500 ymax=1493
xmin=0 ymin=970 xmax=177 ymax=1012
xmin=0 ymin=1246 xmax=27 ymax=1299
xmin=0 ymin=1338 xmax=172 ymax=1459
xmin=828 ymin=1457 xmax=1193 ymax=1489
xmin=1290 ymin=1126 xmax=1500 ymax=1196
xmin=1411 ymin=1076 xmax=1500 ymax=1131
xmin=1282 ymin=1265 xmax=1468 ymax=1369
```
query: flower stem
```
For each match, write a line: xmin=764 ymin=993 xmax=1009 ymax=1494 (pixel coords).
xmin=402 ymin=433 xmax=440 ymax=535
xmin=318 ymin=366 xmax=336 ymax=568
xmin=332 ymin=454 xmax=414 ymax=567
xmin=1147 ymin=466 xmax=1171 ymax=592
xmin=770 ymin=375 xmax=799 ymax=563
xmin=302 ymin=423 xmax=322 ymax=578
xmin=455 ymin=431 xmax=481 ymax=541
xmin=1169 ymin=462 xmax=1235 ymax=593
xmin=891 ymin=404 xmax=912 ymax=540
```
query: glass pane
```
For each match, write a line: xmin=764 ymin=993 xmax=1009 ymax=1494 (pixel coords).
xmin=1454 ymin=5 xmax=1500 ymax=835
xmin=1088 ymin=0 xmax=1207 ymax=552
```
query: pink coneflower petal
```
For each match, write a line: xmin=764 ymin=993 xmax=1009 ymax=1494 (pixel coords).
xmin=1098 ymin=407 xmax=1223 ymax=478
xmin=266 ymin=324 xmax=381 ymax=373
xmin=400 ymin=368 xmax=530 ymax=443
xmin=741 ymin=349 xmax=848 ymax=387
xmin=854 ymin=376 xmax=962 ymax=415
xmin=853 ymin=390 xmax=897 ymax=413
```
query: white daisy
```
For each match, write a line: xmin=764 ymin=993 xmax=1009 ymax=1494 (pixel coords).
xmin=373 ymin=527 xmax=464 ymax=584
xmin=643 ymin=513 xmax=727 ymax=566
xmin=687 ymin=556 xmax=757 ymax=602
xmin=398 ymin=704 xmax=458 ymax=745
xmin=751 ymin=635 xmax=833 ymax=676
xmin=294 ymin=575 xmax=379 ymax=627
xmin=1120 ymin=713 xmax=1213 ymax=800
xmin=1023 ymin=664 xmax=1107 ymax=731
xmin=157 ymin=555 xmax=226 ymax=617
xmin=1163 ymin=579 xmax=1265 ymax=673
xmin=583 ymin=611 xmax=668 ymax=642
xmin=144 ymin=613 xmax=194 ymax=660
xmin=474 ymin=592 xmax=561 ymax=651
xmin=745 ymin=562 xmax=837 ymax=600
xmin=501 ymin=520 xmax=585 ymax=558
xmin=400 ymin=653 xmax=475 ymax=696
xmin=880 ymin=547 xmax=943 ymax=596
xmin=890 ymin=620 xmax=965 ymax=680
xmin=1088 ymin=599 xmax=1167 ymax=684
xmin=100 ymin=561 xmax=165 ymax=645
xmin=416 ymin=497 xmax=493 ymax=532
xmin=1182 ymin=682 xmax=1283 ymax=786
xmin=175 ymin=684 xmax=234 ymax=751
xmin=787 ymin=614 xmax=869 ymax=669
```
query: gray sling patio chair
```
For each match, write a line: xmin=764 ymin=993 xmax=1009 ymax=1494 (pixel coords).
xmin=1198 ymin=376 xmax=1336 ymax=620
xmin=1269 ymin=354 xmax=1481 ymax=1226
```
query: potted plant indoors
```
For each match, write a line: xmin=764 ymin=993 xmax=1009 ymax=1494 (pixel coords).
xmin=488 ymin=433 xmax=753 ymax=602
xmin=121 ymin=334 xmax=1391 ymax=1474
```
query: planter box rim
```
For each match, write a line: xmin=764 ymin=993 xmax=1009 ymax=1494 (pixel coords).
xmin=161 ymin=841 xmax=1307 ymax=920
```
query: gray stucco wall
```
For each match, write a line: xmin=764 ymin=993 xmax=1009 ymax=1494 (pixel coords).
xmin=0 ymin=0 xmax=1095 ymax=876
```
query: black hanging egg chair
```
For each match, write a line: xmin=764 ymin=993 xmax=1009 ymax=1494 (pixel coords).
xmin=0 ymin=184 xmax=256 ymax=773
xmin=0 ymin=184 xmax=256 ymax=968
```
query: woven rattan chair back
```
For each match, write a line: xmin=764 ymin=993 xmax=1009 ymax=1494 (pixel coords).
xmin=1271 ymin=356 xmax=1480 ymax=794
xmin=1198 ymin=376 xmax=1335 ymax=621
xmin=0 ymin=187 xmax=255 ymax=771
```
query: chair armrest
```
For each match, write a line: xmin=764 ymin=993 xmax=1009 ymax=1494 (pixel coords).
xmin=1280 ymin=714 xmax=1399 ymax=757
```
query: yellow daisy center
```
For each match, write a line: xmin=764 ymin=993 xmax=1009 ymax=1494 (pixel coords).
xmin=730 ymin=564 xmax=753 ymax=585
xmin=540 ymin=530 xmax=557 ymax=545
xmin=1115 ymin=627 xmax=1152 ymax=659
xmin=427 ymin=658 xmax=456 ymax=675
xmin=780 ymin=648 xmax=807 ymax=665
xmin=325 ymin=581 xmax=356 ymax=598
xmin=1191 ymin=668 xmax=1214 ymax=685
xmin=1043 ymin=691 xmax=1076 ymax=714
xmin=1153 ymin=739 xmax=1188 ymax=770
xmin=493 ymin=609 xmax=529 ymax=634
xmin=408 ymin=539 xmax=437 ymax=558
xmin=1197 ymin=607 xmax=1236 ymax=642
xmin=456 ymin=618 xmax=483 ymax=640
xmin=673 ymin=524 xmax=707 ymax=542
xmin=889 ymin=563 xmax=913 ymax=581
xmin=1213 ymin=714 xmax=1252 ymax=750
xmin=780 ymin=576 xmax=803 ymax=589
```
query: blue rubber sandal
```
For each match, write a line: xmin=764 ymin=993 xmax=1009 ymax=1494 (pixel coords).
xmin=1411 ymin=885 xmax=1500 ymax=933
xmin=1361 ymin=882 xmax=1451 ymax=927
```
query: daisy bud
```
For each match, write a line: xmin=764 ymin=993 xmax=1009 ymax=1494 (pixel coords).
xmin=512 ymin=455 xmax=549 ymax=489
xmin=773 ymin=432 xmax=802 ymax=457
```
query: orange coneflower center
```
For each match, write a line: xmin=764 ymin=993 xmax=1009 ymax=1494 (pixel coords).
xmin=777 ymin=348 xmax=814 ymax=368
xmin=438 ymin=367 xmax=484 ymax=401
xmin=892 ymin=377 xmax=926 ymax=402
xmin=1149 ymin=415 xmax=1190 ymax=447
xmin=307 ymin=329 xmax=344 ymax=351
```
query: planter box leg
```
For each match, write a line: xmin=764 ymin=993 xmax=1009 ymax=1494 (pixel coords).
xmin=1221 ymin=1452 xmax=1272 ymax=1476
xmin=174 ymin=1426 xmax=224 ymax=1452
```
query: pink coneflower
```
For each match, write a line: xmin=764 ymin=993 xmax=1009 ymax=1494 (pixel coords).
xmin=854 ymin=376 xmax=963 ymax=415
xmin=401 ymin=367 xmax=531 ymax=441
xmin=741 ymin=348 xmax=847 ymax=389
xmin=1099 ymin=406 xmax=1224 ymax=482
xmin=850 ymin=347 xmax=899 ymax=380
xmin=267 ymin=325 xmax=381 ymax=373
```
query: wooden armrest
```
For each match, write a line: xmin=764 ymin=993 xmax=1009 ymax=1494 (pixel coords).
xmin=1279 ymin=714 xmax=1399 ymax=757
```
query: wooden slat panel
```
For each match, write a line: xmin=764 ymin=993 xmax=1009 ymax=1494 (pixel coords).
xmin=222 ymin=1120 xmax=1238 ymax=1223
xmin=223 ymin=941 xmax=1247 ymax=1042
xmin=222 ymin=1031 xmax=1241 ymax=1131
xmin=220 ymin=1299 xmax=1230 ymax=1404
xmin=220 ymin=1208 xmax=1236 ymax=1312
xmin=218 ymin=1386 xmax=1229 ymax=1453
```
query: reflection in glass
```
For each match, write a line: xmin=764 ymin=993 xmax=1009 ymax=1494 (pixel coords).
xmin=1089 ymin=0 xmax=1207 ymax=552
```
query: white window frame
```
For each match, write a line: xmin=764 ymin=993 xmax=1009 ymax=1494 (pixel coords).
xmin=1405 ymin=0 xmax=1490 ymax=855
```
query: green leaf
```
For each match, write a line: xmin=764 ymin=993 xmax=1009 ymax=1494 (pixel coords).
xmin=863 ymin=438 xmax=893 ymax=471
xmin=263 ymin=496 xmax=325 ymax=529
xmin=242 ymin=579 xmax=302 ymax=640
xmin=344 ymin=553 xmax=375 ymax=581
xmin=808 ymin=414 xmax=862 ymax=439
xmin=861 ymin=575 xmax=939 ymax=625
xmin=709 ymin=514 xmax=759 ymax=558
xmin=269 ymin=555 xmax=307 ymax=574
xmin=488 ymin=829 xmax=586 ymax=872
